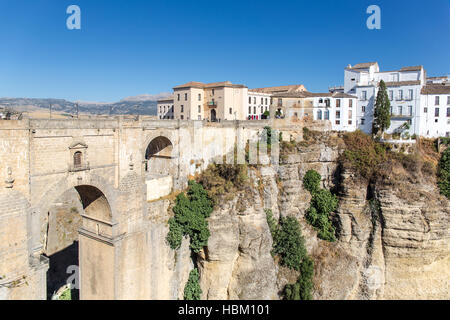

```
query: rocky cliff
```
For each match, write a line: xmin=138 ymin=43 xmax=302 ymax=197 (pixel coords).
xmin=187 ymin=132 xmax=449 ymax=300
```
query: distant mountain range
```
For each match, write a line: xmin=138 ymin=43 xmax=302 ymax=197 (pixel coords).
xmin=0 ymin=93 xmax=172 ymax=116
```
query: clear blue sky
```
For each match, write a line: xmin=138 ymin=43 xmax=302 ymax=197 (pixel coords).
xmin=0 ymin=0 xmax=448 ymax=102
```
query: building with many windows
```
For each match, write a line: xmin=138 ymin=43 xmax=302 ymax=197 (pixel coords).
xmin=157 ymin=97 xmax=174 ymax=119
xmin=343 ymin=62 xmax=449 ymax=137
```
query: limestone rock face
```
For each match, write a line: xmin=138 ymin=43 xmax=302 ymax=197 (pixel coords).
xmin=197 ymin=178 xmax=278 ymax=300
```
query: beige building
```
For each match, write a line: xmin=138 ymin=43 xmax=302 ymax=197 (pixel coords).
xmin=170 ymin=81 xmax=248 ymax=121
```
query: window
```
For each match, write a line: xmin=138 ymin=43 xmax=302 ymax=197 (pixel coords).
xmin=336 ymin=111 xmax=341 ymax=119
xmin=435 ymin=119 xmax=438 ymax=123
xmin=198 ymin=115 xmax=201 ymax=120
xmin=74 ymin=151 xmax=82 ymax=168
xmin=261 ymin=106 xmax=263 ymax=113
xmin=229 ymin=108 xmax=233 ymax=115
xmin=324 ymin=110 xmax=330 ymax=120
xmin=336 ymin=120 xmax=340 ymax=125
xmin=198 ymin=105 xmax=201 ymax=113
xmin=248 ymin=106 xmax=251 ymax=114
xmin=198 ymin=94 xmax=201 ymax=101
xmin=390 ymin=106 xmax=393 ymax=115
xmin=319 ymin=98 xmax=323 ymax=103
xmin=348 ymin=110 xmax=352 ymax=119
xmin=398 ymin=90 xmax=403 ymax=100
xmin=249 ymin=97 xmax=251 ymax=104
xmin=181 ymin=105 xmax=184 ymax=113
xmin=349 ymin=99 xmax=353 ymax=108
xmin=361 ymin=118 xmax=365 ymax=125
xmin=362 ymin=106 xmax=366 ymax=113
xmin=265 ymin=98 xmax=268 ymax=105
xmin=336 ymin=99 xmax=341 ymax=108
xmin=408 ymin=89 xmax=413 ymax=100
xmin=253 ymin=97 xmax=256 ymax=104
xmin=435 ymin=96 xmax=440 ymax=105
xmin=177 ymin=94 xmax=180 ymax=101
xmin=254 ymin=107 xmax=256 ymax=114
xmin=424 ymin=107 xmax=428 ymax=113
xmin=447 ymin=108 xmax=450 ymax=117
xmin=408 ymin=106 xmax=412 ymax=116
xmin=389 ymin=90 xmax=393 ymax=101
xmin=447 ymin=96 xmax=450 ymax=105
xmin=325 ymin=99 xmax=330 ymax=107
xmin=435 ymin=108 xmax=440 ymax=117
xmin=181 ymin=115 xmax=184 ymax=120
xmin=362 ymin=91 xmax=367 ymax=100
xmin=265 ymin=106 xmax=268 ymax=112
xmin=212 ymin=89 xmax=215 ymax=95
xmin=261 ymin=98 xmax=264 ymax=104
xmin=398 ymin=106 xmax=402 ymax=115
xmin=348 ymin=120 xmax=352 ymax=125
xmin=317 ymin=110 xmax=322 ymax=120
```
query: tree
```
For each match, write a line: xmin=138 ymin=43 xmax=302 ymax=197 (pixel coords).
xmin=372 ymin=80 xmax=391 ymax=135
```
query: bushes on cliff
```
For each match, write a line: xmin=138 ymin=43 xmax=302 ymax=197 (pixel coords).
xmin=284 ymin=256 xmax=314 ymax=300
xmin=303 ymin=170 xmax=321 ymax=193
xmin=199 ymin=163 xmax=248 ymax=204
xmin=166 ymin=180 xmax=213 ymax=253
xmin=342 ymin=130 xmax=387 ymax=179
xmin=184 ymin=268 xmax=202 ymax=300
xmin=303 ymin=170 xmax=338 ymax=242
xmin=438 ymin=147 xmax=450 ymax=199
xmin=265 ymin=210 xmax=314 ymax=300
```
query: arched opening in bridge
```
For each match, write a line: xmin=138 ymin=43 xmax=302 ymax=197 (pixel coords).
xmin=144 ymin=136 xmax=174 ymax=176
xmin=44 ymin=185 xmax=112 ymax=300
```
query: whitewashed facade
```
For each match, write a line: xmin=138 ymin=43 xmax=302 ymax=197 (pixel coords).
xmin=344 ymin=62 xmax=450 ymax=137
xmin=247 ymin=91 xmax=271 ymax=120
xmin=157 ymin=98 xmax=174 ymax=119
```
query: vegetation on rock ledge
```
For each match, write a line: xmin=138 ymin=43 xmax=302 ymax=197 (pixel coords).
xmin=166 ymin=180 xmax=213 ymax=253
xmin=438 ymin=147 xmax=450 ymax=199
xmin=303 ymin=170 xmax=338 ymax=242
xmin=265 ymin=210 xmax=314 ymax=300
xmin=184 ymin=268 xmax=202 ymax=300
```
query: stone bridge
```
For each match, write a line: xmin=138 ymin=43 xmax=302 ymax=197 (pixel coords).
xmin=0 ymin=117 xmax=303 ymax=300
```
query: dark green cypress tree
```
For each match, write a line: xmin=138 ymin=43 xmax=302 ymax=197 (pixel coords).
xmin=372 ymin=80 xmax=391 ymax=135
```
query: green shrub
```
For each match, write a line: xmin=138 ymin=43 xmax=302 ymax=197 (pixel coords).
xmin=273 ymin=216 xmax=307 ymax=271
xmin=303 ymin=170 xmax=321 ymax=194
xmin=265 ymin=209 xmax=279 ymax=240
xmin=284 ymin=256 xmax=314 ymax=300
xmin=438 ymin=147 xmax=450 ymax=199
xmin=306 ymin=189 xmax=338 ymax=242
xmin=167 ymin=180 xmax=213 ymax=253
xmin=184 ymin=268 xmax=202 ymax=300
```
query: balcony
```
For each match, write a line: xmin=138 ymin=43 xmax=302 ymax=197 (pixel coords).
xmin=207 ymin=101 xmax=217 ymax=108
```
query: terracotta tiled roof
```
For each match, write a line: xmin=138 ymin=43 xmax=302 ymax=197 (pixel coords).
xmin=173 ymin=81 xmax=246 ymax=89
xmin=400 ymin=66 xmax=423 ymax=71
xmin=349 ymin=62 xmax=378 ymax=69
xmin=272 ymin=91 xmax=356 ymax=99
xmin=384 ymin=80 xmax=421 ymax=87
xmin=250 ymin=84 xmax=307 ymax=94
xmin=173 ymin=81 xmax=205 ymax=89
xmin=421 ymin=84 xmax=450 ymax=95
xmin=427 ymin=76 xmax=448 ymax=80
xmin=157 ymin=96 xmax=174 ymax=102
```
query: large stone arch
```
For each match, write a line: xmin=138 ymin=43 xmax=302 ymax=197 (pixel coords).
xmin=142 ymin=135 xmax=177 ymax=177
xmin=32 ymin=173 xmax=119 ymax=300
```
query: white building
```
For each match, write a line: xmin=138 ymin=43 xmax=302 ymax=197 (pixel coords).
xmin=247 ymin=91 xmax=271 ymax=120
xmin=343 ymin=62 xmax=449 ymax=137
xmin=419 ymin=84 xmax=450 ymax=137
xmin=157 ymin=97 xmax=174 ymax=119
